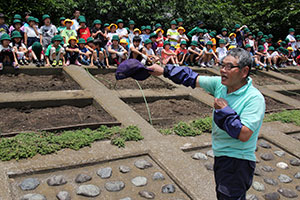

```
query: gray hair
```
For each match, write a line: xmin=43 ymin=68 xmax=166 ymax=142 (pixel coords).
xmin=225 ymin=48 xmax=254 ymax=76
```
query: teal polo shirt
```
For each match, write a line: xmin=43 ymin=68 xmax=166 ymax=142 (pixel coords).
xmin=199 ymin=76 xmax=265 ymax=161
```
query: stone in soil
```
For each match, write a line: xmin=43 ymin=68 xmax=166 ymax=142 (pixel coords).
xmin=252 ymin=181 xmax=265 ymax=191
xmin=254 ymin=168 xmax=262 ymax=176
xmin=97 ymin=167 xmax=112 ymax=179
xmin=278 ymin=174 xmax=293 ymax=183
xmin=260 ymin=153 xmax=274 ymax=161
xmin=152 ymin=172 xmax=165 ymax=181
xmin=296 ymin=185 xmax=300 ymax=191
xmin=277 ymin=188 xmax=298 ymax=198
xmin=47 ymin=175 xmax=67 ymax=186
xmin=290 ymin=158 xmax=300 ymax=166
xmin=20 ymin=193 xmax=46 ymax=200
xmin=19 ymin=178 xmax=40 ymax=191
xmin=204 ymin=162 xmax=214 ymax=171
xmin=276 ymin=162 xmax=289 ymax=169
xmin=263 ymin=192 xmax=280 ymax=200
xmin=246 ymin=194 xmax=259 ymax=200
xmin=76 ymin=184 xmax=100 ymax=197
xmin=274 ymin=150 xmax=285 ymax=157
xmin=264 ymin=178 xmax=278 ymax=186
xmin=259 ymin=141 xmax=271 ymax=148
xmin=261 ymin=165 xmax=276 ymax=172
xmin=206 ymin=150 xmax=214 ymax=158
xmin=131 ymin=176 xmax=148 ymax=187
xmin=162 ymin=184 xmax=176 ymax=193
xmin=120 ymin=198 xmax=132 ymax=200
xmin=295 ymin=172 xmax=300 ymax=179
xmin=139 ymin=190 xmax=155 ymax=199
xmin=56 ymin=191 xmax=71 ymax=200
xmin=119 ymin=165 xmax=131 ymax=173
xmin=105 ymin=181 xmax=125 ymax=192
xmin=75 ymin=174 xmax=92 ymax=183
xmin=134 ymin=159 xmax=153 ymax=169
xmin=192 ymin=152 xmax=208 ymax=160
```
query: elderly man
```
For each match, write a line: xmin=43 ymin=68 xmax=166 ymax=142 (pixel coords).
xmin=149 ymin=48 xmax=265 ymax=200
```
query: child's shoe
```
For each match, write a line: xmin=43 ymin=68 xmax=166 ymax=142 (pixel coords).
xmin=65 ymin=60 xmax=70 ymax=66
xmin=19 ymin=59 xmax=24 ymax=65
xmin=52 ymin=60 xmax=57 ymax=67
xmin=0 ymin=63 xmax=3 ymax=71
xmin=75 ymin=60 xmax=82 ymax=66
xmin=58 ymin=60 xmax=63 ymax=66
xmin=23 ymin=59 xmax=29 ymax=65
xmin=40 ymin=59 xmax=45 ymax=66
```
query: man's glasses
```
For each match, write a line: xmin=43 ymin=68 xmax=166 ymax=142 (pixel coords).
xmin=220 ymin=63 xmax=240 ymax=70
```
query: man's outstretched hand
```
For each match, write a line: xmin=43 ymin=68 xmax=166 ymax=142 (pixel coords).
xmin=214 ymin=98 xmax=228 ymax=110
xmin=148 ymin=64 xmax=164 ymax=76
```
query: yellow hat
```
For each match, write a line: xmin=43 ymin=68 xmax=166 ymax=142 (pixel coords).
xmin=155 ymin=28 xmax=164 ymax=35
xmin=177 ymin=26 xmax=186 ymax=33
xmin=68 ymin=36 xmax=78 ymax=43
xmin=228 ymin=45 xmax=236 ymax=50
xmin=229 ymin=33 xmax=236 ymax=38
xmin=120 ymin=39 xmax=128 ymax=45
xmin=108 ymin=23 xmax=118 ymax=31
xmin=63 ymin=18 xmax=74 ymax=26
xmin=133 ymin=28 xmax=141 ymax=34
xmin=287 ymin=47 xmax=293 ymax=51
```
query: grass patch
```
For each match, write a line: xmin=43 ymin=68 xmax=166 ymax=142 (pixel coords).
xmin=0 ymin=125 xmax=143 ymax=161
xmin=264 ymin=110 xmax=300 ymax=126
xmin=160 ymin=117 xmax=212 ymax=137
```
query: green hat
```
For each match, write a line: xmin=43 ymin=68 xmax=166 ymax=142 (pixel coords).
xmin=112 ymin=35 xmax=120 ymax=41
xmin=141 ymin=26 xmax=146 ymax=31
xmin=296 ymin=35 xmax=300 ymax=40
xmin=261 ymin=38 xmax=266 ymax=43
xmin=180 ymin=40 xmax=187 ymax=45
xmin=11 ymin=31 xmax=22 ymax=39
xmin=104 ymin=23 xmax=109 ymax=27
xmin=52 ymin=35 xmax=63 ymax=42
xmin=0 ymin=33 xmax=11 ymax=41
xmin=257 ymin=31 xmax=263 ymax=36
xmin=263 ymin=35 xmax=268 ymax=39
xmin=34 ymin=18 xmax=39 ymax=23
xmin=27 ymin=16 xmax=35 ymax=22
xmin=219 ymin=39 xmax=226 ymax=44
xmin=145 ymin=25 xmax=151 ymax=30
xmin=245 ymin=44 xmax=251 ymax=49
xmin=86 ymin=37 xmax=94 ymax=43
xmin=177 ymin=18 xmax=183 ymax=22
xmin=190 ymin=41 xmax=198 ymax=46
xmin=170 ymin=20 xmax=177 ymax=25
xmin=79 ymin=17 xmax=86 ymax=23
xmin=163 ymin=40 xmax=170 ymax=46
xmin=232 ymin=28 xmax=236 ymax=32
xmin=129 ymin=20 xmax=135 ymax=25
xmin=280 ymin=41 xmax=287 ymax=46
xmin=248 ymin=32 xmax=252 ymax=35
xmin=42 ymin=14 xmax=50 ymax=21
xmin=235 ymin=24 xmax=241 ymax=29
xmin=252 ymin=34 xmax=256 ymax=39
xmin=268 ymin=34 xmax=273 ymax=38
xmin=203 ymin=29 xmax=208 ymax=33
xmin=144 ymin=39 xmax=152 ymax=45
xmin=206 ymin=41 xmax=213 ymax=45
xmin=93 ymin=19 xmax=102 ymax=26
xmin=59 ymin=17 xmax=66 ymax=22
xmin=149 ymin=33 xmax=157 ymax=38
xmin=31 ymin=42 xmax=42 ymax=53
xmin=285 ymin=38 xmax=289 ymax=43
xmin=244 ymin=28 xmax=250 ymax=32
xmin=13 ymin=14 xmax=22 ymax=20
xmin=209 ymin=32 xmax=216 ymax=37
xmin=154 ymin=23 xmax=162 ymax=29
xmin=116 ymin=19 xmax=124 ymax=24
xmin=78 ymin=38 xmax=86 ymax=44
xmin=13 ymin=19 xmax=21 ymax=25
xmin=289 ymin=28 xmax=295 ymax=33
xmin=268 ymin=46 xmax=275 ymax=51
xmin=283 ymin=48 xmax=289 ymax=55
xmin=258 ymin=45 xmax=264 ymax=51
xmin=221 ymin=28 xmax=227 ymax=32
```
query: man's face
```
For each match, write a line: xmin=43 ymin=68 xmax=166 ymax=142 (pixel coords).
xmin=220 ymin=55 xmax=247 ymax=88
xmin=74 ymin=11 xmax=80 ymax=18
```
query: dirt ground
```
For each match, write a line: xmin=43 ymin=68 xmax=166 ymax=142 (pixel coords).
xmin=0 ymin=105 xmax=116 ymax=133
xmin=278 ymin=90 xmax=300 ymax=101
xmin=0 ymin=73 xmax=81 ymax=92
xmin=95 ymin=73 xmax=175 ymax=90
xmin=264 ymin=96 xmax=294 ymax=112
xmin=127 ymin=98 xmax=212 ymax=129
xmin=250 ymin=72 xmax=289 ymax=86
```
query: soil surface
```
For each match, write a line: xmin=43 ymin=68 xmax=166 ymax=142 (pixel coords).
xmin=250 ymin=72 xmax=289 ymax=86
xmin=95 ymin=73 xmax=175 ymax=90
xmin=0 ymin=105 xmax=116 ymax=133
xmin=264 ymin=96 xmax=294 ymax=112
xmin=278 ymin=90 xmax=300 ymax=101
xmin=0 ymin=73 xmax=81 ymax=93
xmin=282 ymin=72 xmax=300 ymax=80
xmin=127 ymin=98 xmax=212 ymax=129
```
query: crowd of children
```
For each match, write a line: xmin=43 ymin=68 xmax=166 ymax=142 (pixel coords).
xmin=0 ymin=11 xmax=299 ymax=71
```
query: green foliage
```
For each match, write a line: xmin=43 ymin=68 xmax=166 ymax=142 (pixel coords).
xmin=160 ymin=117 xmax=212 ymax=137
xmin=264 ymin=110 xmax=300 ymax=126
xmin=0 ymin=125 xmax=143 ymax=161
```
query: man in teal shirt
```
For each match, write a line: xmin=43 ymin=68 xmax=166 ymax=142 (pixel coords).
xmin=149 ymin=48 xmax=265 ymax=200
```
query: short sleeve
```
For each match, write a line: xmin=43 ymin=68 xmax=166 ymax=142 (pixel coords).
xmin=45 ymin=45 xmax=51 ymax=57
xmin=198 ymin=76 xmax=221 ymax=95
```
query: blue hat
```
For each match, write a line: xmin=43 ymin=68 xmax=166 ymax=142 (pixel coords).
xmin=115 ymin=59 xmax=153 ymax=81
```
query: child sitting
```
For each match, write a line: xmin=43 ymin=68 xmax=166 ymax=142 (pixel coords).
xmin=107 ymin=35 xmax=127 ymax=66
xmin=10 ymin=31 xmax=28 ymax=65
xmin=254 ymin=45 xmax=267 ymax=70
xmin=11 ymin=19 xmax=24 ymax=41
xmin=188 ymin=41 xmax=202 ymax=66
xmin=65 ymin=36 xmax=81 ymax=66
xmin=155 ymin=29 xmax=166 ymax=55
xmin=215 ymin=39 xmax=227 ymax=64
xmin=94 ymin=39 xmax=109 ymax=68
xmin=266 ymin=46 xmax=279 ymax=70
xmin=200 ymin=41 xmax=218 ymax=68
xmin=45 ymin=35 xmax=65 ymax=67
xmin=175 ymin=40 xmax=189 ymax=66
xmin=120 ymin=39 xmax=129 ymax=51
xmin=0 ymin=34 xmax=18 ymax=70
xmin=39 ymin=14 xmax=58 ymax=50
xmin=29 ymin=42 xmax=45 ymax=67
xmin=228 ymin=33 xmax=237 ymax=47
xmin=143 ymin=39 xmax=159 ymax=65
xmin=78 ymin=38 xmax=92 ymax=66
xmin=161 ymin=41 xmax=178 ymax=65
xmin=128 ymin=36 xmax=145 ymax=61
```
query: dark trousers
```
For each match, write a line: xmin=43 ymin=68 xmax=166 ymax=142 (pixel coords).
xmin=66 ymin=51 xmax=79 ymax=64
xmin=0 ymin=49 xmax=14 ymax=65
xmin=214 ymin=156 xmax=255 ymax=200
xmin=27 ymin=37 xmax=39 ymax=48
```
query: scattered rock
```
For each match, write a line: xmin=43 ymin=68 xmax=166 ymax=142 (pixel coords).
xmin=256 ymin=159 xmax=260 ymax=163
xmin=261 ymin=165 xmax=275 ymax=172
xmin=296 ymin=185 xmax=300 ymax=191
xmin=75 ymin=174 xmax=92 ymax=183
xmin=259 ymin=141 xmax=271 ymax=148
xmin=105 ymin=181 xmax=125 ymax=192
xmin=131 ymin=176 xmax=147 ymax=187
xmin=277 ymin=188 xmax=298 ymax=198
xmin=204 ymin=162 xmax=213 ymax=171
xmin=19 ymin=178 xmax=40 ymax=191
xmin=254 ymin=168 xmax=262 ymax=176
xmin=278 ymin=174 xmax=293 ymax=183
xmin=206 ymin=150 xmax=214 ymax=158
xmin=294 ymin=172 xmax=300 ymax=179
xmin=139 ymin=190 xmax=155 ymax=199
xmin=56 ymin=191 xmax=71 ymax=200
xmin=252 ymin=181 xmax=265 ymax=191
xmin=120 ymin=198 xmax=131 ymax=200
xmin=192 ymin=152 xmax=208 ymax=160
xmin=134 ymin=159 xmax=153 ymax=169
xmin=263 ymin=192 xmax=280 ymax=200
xmin=264 ymin=178 xmax=278 ymax=186
xmin=276 ymin=162 xmax=289 ymax=169
xmin=274 ymin=150 xmax=285 ymax=157
xmin=162 ymin=184 xmax=176 ymax=193
xmin=119 ymin=165 xmax=131 ymax=173
xmin=290 ymin=158 xmax=300 ymax=166
xmin=152 ymin=172 xmax=165 ymax=180
xmin=246 ymin=194 xmax=259 ymax=200
xmin=260 ymin=153 xmax=274 ymax=161
xmin=76 ymin=184 xmax=100 ymax=197
xmin=97 ymin=167 xmax=112 ymax=179
xmin=47 ymin=175 xmax=67 ymax=186
xmin=20 ymin=194 xmax=46 ymax=200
